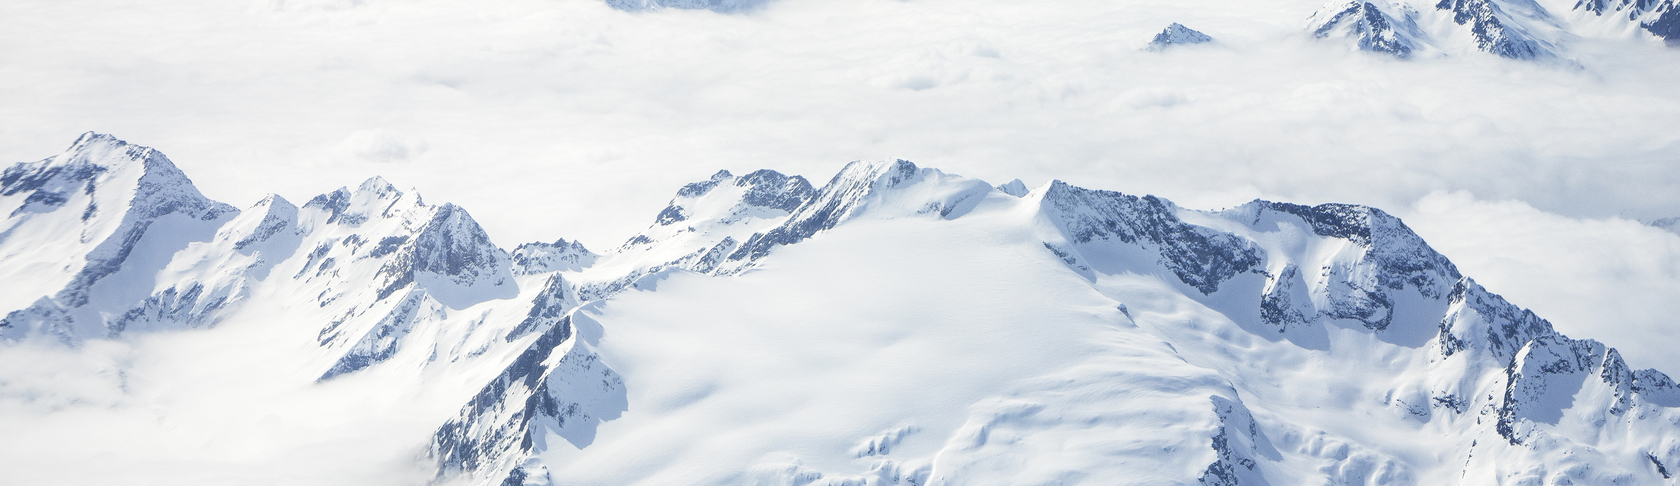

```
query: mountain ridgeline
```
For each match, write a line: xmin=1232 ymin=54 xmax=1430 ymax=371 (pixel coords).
xmin=2 ymin=134 xmax=1677 ymax=485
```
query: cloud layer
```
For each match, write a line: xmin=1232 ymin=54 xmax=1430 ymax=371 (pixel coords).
xmin=2 ymin=0 xmax=1676 ymax=245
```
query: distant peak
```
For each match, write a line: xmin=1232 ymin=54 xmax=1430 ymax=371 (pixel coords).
xmin=254 ymin=193 xmax=297 ymax=211
xmin=69 ymin=131 xmax=121 ymax=149
xmin=358 ymin=176 xmax=398 ymax=194
xmin=1148 ymin=23 xmax=1214 ymax=51
xmin=997 ymin=179 xmax=1030 ymax=198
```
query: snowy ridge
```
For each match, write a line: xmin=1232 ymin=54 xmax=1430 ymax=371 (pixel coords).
xmin=1310 ymin=0 xmax=1433 ymax=57
xmin=512 ymin=239 xmax=595 ymax=276
xmin=0 ymin=132 xmax=237 ymax=341
xmin=1306 ymin=0 xmax=1569 ymax=59
xmin=2 ymin=134 xmax=1679 ymax=485
xmin=432 ymin=160 xmax=996 ymax=485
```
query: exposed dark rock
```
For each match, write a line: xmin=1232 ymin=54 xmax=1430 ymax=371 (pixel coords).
xmin=1041 ymin=181 xmax=1264 ymax=295
xmin=1436 ymin=0 xmax=1553 ymax=59
xmin=1312 ymin=1 xmax=1423 ymax=57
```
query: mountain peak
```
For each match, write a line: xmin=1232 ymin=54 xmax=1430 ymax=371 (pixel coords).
xmin=1148 ymin=23 xmax=1215 ymax=50
xmin=1309 ymin=0 xmax=1428 ymax=58
xmin=356 ymin=176 xmax=402 ymax=199
xmin=0 ymin=134 xmax=236 ymax=340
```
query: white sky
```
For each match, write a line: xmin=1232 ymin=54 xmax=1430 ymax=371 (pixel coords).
xmin=1 ymin=0 xmax=1677 ymax=364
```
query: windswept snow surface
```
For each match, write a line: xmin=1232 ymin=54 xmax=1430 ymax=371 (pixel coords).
xmin=5 ymin=136 xmax=1680 ymax=486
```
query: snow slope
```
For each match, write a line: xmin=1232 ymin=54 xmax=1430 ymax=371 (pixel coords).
xmin=2 ymin=134 xmax=1678 ymax=486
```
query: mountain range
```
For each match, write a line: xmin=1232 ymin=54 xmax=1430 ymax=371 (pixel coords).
xmin=3 ymin=134 xmax=1678 ymax=485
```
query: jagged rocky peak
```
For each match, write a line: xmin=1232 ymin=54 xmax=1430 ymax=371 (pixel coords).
xmin=1305 ymin=0 xmax=1565 ymax=60
xmin=299 ymin=176 xmax=415 ymax=227
xmin=1575 ymin=0 xmax=1680 ymax=44
xmin=648 ymin=168 xmax=815 ymax=231
xmin=603 ymin=0 xmax=769 ymax=12
xmin=431 ymin=313 xmax=626 ymax=486
xmin=225 ymin=194 xmax=300 ymax=253
xmin=512 ymin=238 xmax=596 ymax=275
xmin=725 ymin=159 xmax=993 ymax=264
xmin=291 ymin=174 xmax=514 ymax=308
xmin=1225 ymin=200 xmax=1461 ymax=332
xmin=1437 ymin=277 xmax=1560 ymax=362
xmin=1 ymin=132 xmax=234 ymax=224
xmin=0 ymin=133 xmax=237 ymax=342
xmin=106 ymin=194 xmax=307 ymax=335
xmin=366 ymin=201 xmax=511 ymax=302
xmin=1309 ymin=0 xmax=1429 ymax=57
xmin=1435 ymin=0 xmax=1560 ymax=59
xmin=1147 ymin=23 xmax=1214 ymax=50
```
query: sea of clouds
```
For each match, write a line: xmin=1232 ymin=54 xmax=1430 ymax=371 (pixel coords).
xmin=1 ymin=0 xmax=1678 ymax=482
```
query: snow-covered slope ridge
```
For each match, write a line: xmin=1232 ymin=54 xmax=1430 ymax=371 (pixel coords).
xmin=1308 ymin=0 xmax=1567 ymax=59
xmin=571 ymin=161 xmax=989 ymax=299
xmin=1574 ymin=0 xmax=1680 ymax=44
xmin=0 ymin=132 xmax=236 ymax=341
xmin=441 ymin=165 xmax=1680 ymax=485
xmin=4 ymin=135 xmax=1679 ymax=485
xmin=1310 ymin=0 xmax=1434 ymax=57
xmin=0 ymin=134 xmax=532 ymax=387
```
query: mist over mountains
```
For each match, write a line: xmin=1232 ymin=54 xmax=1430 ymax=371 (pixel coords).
xmin=3 ymin=134 xmax=1678 ymax=485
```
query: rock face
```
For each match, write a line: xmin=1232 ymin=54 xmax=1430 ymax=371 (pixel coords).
xmin=1148 ymin=23 xmax=1215 ymax=50
xmin=431 ymin=314 xmax=626 ymax=486
xmin=5 ymin=134 xmax=1680 ymax=486
xmin=1039 ymin=181 xmax=1265 ymax=295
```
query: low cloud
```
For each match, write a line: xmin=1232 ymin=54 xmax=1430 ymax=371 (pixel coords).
xmin=339 ymin=128 xmax=426 ymax=164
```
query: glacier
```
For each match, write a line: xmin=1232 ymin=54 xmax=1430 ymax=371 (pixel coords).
xmin=1 ymin=134 xmax=1678 ymax=485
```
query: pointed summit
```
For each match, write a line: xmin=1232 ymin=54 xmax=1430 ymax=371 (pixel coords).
xmin=0 ymin=134 xmax=236 ymax=340
xmin=997 ymin=179 xmax=1030 ymax=198
xmin=1309 ymin=0 xmax=1428 ymax=58
xmin=1147 ymin=23 xmax=1214 ymax=50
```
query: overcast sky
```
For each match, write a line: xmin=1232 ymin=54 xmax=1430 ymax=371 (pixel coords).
xmin=2 ymin=0 xmax=1677 ymax=364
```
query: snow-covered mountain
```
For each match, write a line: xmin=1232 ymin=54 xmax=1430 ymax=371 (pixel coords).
xmin=1307 ymin=0 xmax=1569 ymax=59
xmin=1149 ymin=23 xmax=1217 ymax=51
xmin=3 ymin=134 xmax=1679 ymax=485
